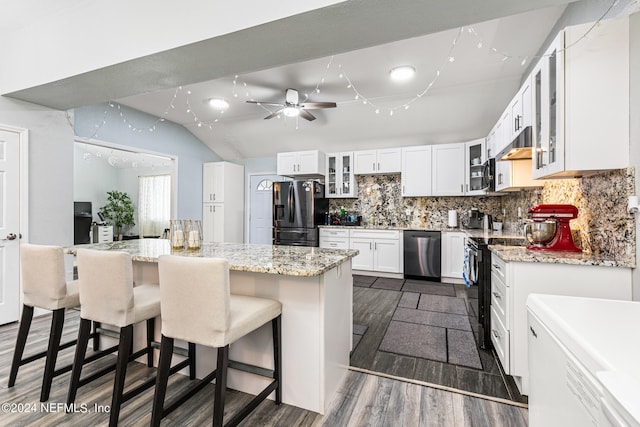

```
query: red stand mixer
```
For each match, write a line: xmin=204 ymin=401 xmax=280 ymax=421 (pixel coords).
xmin=525 ymin=204 xmax=581 ymax=252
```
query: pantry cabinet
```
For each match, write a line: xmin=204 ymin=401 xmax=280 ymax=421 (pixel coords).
xmin=202 ymin=161 xmax=244 ymax=243
xmin=277 ymin=150 xmax=326 ymax=177
xmin=326 ymin=152 xmax=357 ymax=198
xmin=532 ymin=17 xmax=629 ymax=179
xmin=354 ymin=148 xmax=402 ymax=175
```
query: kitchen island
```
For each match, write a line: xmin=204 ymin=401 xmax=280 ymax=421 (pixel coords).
xmin=66 ymin=239 xmax=358 ymax=414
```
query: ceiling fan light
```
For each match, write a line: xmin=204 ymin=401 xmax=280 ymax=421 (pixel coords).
xmin=389 ymin=65 xmax=416 ymax=82
xmin=207 ymin=98 xmax=230 ymax=110
xmin=283 ymin=107 xmax=300 ymax=117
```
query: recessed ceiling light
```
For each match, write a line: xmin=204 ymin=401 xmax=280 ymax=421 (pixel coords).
xmin=283 ymin=107 xmax=300 ymax=117
xmin=389 ymin=65 xmax=416 ymax=82
xmin=207 ymin=98 xmax=230 ymax=110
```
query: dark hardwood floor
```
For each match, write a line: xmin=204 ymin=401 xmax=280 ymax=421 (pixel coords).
xmin=0 ymin=304 xmax=528 ymax=426
xmin=351 ymin=275 xmax=527 ymax=403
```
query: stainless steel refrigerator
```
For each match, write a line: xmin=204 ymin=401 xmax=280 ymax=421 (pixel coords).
xmin=273 ymin=180 xmax=328 ymax=247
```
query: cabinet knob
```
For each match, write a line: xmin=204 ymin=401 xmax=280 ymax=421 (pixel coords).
xmin=492 ymin=263 xmax=501 ymax=270
xmin=492 ymin=291 xmax=501 ymax=299
xmin=377 ymin=162 xmax=380 ymax=171
xmin=492 ymin=329 xmax=500 ymax=339
xmin=529 ymin=326 xmax=537 ymax=338
xmin=372 ymin=162 xmax=375 ymax=171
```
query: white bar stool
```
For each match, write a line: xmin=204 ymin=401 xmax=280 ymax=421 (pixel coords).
xmin=8 ymin=243 xmax=91 ymax=402
xmin=151 ymin=255 xmax=282 ymax=427
xmin=66 ymin=249 xmax=162 ymax=427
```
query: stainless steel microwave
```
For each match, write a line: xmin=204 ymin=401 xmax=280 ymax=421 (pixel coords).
xmin=480 ymin=158 xmax=495 ymax=192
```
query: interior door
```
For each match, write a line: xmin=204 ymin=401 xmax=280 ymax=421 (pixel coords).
xmin=249 ymin=175 xmax=279 ymax=244
xmin=0 ymin=129 xmax=21 ymax=325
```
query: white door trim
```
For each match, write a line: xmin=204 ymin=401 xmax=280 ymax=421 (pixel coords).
xmin=0 ymin=123 xmax=29 ymax=320
xmin=0 ymin=124 xmax=29 ymax=242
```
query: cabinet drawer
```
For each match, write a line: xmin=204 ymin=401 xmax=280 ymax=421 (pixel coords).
xmin=490 ymin=272 xmax=508 ymax=328
xmin=490 ymin=306 xmax=510 ymax=373
xmin=350 ymin=229 xmax=399 ymax=240
xmin=319 ymin=238 xmax=349 ymax=250
xmin=319 ymin=228 xmax=349 ymax=238
xmin=490 ymin=253 xmax=506 ymax=284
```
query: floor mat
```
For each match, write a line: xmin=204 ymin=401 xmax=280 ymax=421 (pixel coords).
xmin=379 ymin=320 xmax=447 ymax=362
xmin=418 ymin=294 xmax=468 ymax=315
xmin=371 ymin=277 xmax=405 ymax=291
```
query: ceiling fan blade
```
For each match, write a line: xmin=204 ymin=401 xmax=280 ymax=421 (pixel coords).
xmin=246 ymin=100 xmax=285 ymax=107
xmin=264 ymin=110 xmax=283 ymax=120
xmin=299 ymin=102 xmax=337 ymax=109
xmin=299 ymin=110 xmax=316 ymax=121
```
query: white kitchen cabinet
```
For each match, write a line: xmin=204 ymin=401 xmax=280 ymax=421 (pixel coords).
xmin=326 ymin=152 xmax=357 ymax=198
xmin=508 ymin=75 xmax=532 ymax=143
xmin=202 ymin=161 xmax=244 ymax=243
xmin=401 ymin=145 xmax=432 ymax=197
xmin=441 ymin=232 xmax=465 ymax=281
xmin=489 ymin=252 xmax=632 ymax=395
xmin=319 ymin=228 xmax=349 ymax=249
xmin=464 ymin=138 xmax=485 ymax=195
xmin=353 ymin=148 xmax=401 ymax=175
xmin=277 ymin=150 xmax=326 ymax=177
xmin=532 ymin=17 xmax=629 ymax=179
xmin=349 ymin=229 xmax=402 ymax=273
xmin=495 ymin=159 xmax=542 ymax=192
xmin=432 ymin=143 xmax=465 ymax=196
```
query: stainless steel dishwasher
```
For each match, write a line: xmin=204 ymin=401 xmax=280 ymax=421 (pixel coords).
xmin=403 ymin=230 xmax=441 ymax=281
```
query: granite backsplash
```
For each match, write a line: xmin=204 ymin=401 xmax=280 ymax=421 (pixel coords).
xmin=328 ymin=168 xmax=635 ymax=258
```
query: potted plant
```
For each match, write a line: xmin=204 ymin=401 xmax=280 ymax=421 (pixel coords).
xmin=99 ymin=190 xmax=135 ymax=240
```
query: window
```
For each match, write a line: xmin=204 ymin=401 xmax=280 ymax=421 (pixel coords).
xmin=138 ymin=175 xmax=171 ymax=237
xmin=256 ymin=179 xmax=273 ymax=191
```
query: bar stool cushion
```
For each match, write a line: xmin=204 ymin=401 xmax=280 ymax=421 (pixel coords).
xmin=21 ymin=243 xmax=80 ymax=310
xmin=76 ymin=249 xmax=160 ymax=328
xmin=158 ymin=255 xmax=281 ymax=348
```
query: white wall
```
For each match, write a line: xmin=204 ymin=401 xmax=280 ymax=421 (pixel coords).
xmin=0 ymin=96 xmax=74 ymax=245
xmin=74 ymin=103 xmax=221 ymax=221
xmin=0 ymin=0 xmax=345 ymax=94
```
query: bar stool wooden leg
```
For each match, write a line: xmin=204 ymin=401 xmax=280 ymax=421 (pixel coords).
xmin=151 ymin=335 xmax=174 ymax=427
xmin=92 ymin=321 xmax=101 ymax=351
xmin=40 ymin=308 xmax=66 ymax=402
xmin=188 ymin=342 xmax=196 ymax=380
xmin=146 ymin=318 xmax=155 ymax=367
xmin=213 ymin=346 xmax=229 ymax=427
xmin=109 ymin=325 xmax=133 ymax=427
xmin=66 ymin=318 xmax=92 ymax=407
xmin=8 ymin=305 xmax=34 ymax=387
xmin=272 ymin=315 xmax=282 ymax=405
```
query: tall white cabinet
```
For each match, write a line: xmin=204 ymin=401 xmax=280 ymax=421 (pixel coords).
xmin=202 ymin=161 xmax=244 ymax=243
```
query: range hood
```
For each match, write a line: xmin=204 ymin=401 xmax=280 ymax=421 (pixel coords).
xmin=496 ymin=126 xmax=532 ymax=160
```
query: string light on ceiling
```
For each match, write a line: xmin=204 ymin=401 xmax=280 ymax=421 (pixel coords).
xmin=75 ymin=0 xmax=620 ymax=137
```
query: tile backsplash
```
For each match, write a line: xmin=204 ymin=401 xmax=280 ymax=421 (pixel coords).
xmin=328 ymin=168 xmax=635 ymax=258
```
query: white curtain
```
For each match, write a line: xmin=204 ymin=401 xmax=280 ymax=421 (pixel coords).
xmin=138 ymin=175 xmax=171 ymax=237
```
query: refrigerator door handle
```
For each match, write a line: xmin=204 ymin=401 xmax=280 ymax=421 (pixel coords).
xmin=288 ymin=184 xmax=295 ymax=223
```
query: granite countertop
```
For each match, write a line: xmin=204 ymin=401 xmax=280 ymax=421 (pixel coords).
xmin=65 ymin=239 xmax=359 ymax=277
xmin=490 ymin=245 xmax=635 ymax=268
xmin=319 ymin=225 xmax=477 ymax=232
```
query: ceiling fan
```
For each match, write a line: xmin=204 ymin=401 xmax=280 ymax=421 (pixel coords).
xmin=246 ymin=88 xmax=337 ymax=121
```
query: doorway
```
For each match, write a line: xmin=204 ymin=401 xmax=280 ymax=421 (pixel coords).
xmin=248 ymin=174 xmax=281 ymax=244
xmin=0 ymin=126 xmax=28 ymax=325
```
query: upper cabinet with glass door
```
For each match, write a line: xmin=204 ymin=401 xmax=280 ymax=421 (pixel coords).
xmin=532 ymin=17 xmax=629 ymax=179
xmin=326 ymin=152 xmax=357 ymax=198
